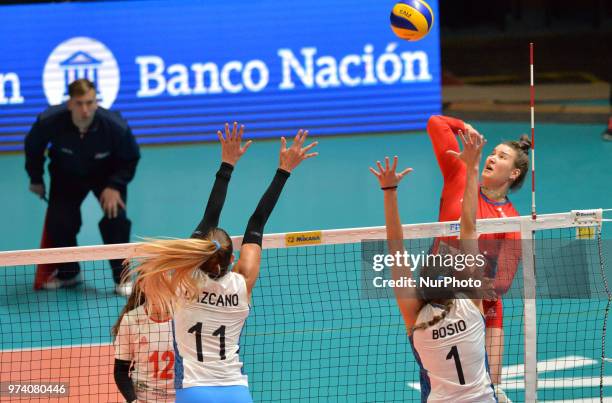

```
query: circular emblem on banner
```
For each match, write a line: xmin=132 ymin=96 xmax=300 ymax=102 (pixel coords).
xmin=43 ymin=37 xmax=120 ymax=108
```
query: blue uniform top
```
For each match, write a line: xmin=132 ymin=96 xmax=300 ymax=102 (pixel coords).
xmin=25 ymin=105 xmax=140 ymax=190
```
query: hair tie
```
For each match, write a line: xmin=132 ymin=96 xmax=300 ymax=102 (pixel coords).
xmin=212 ymin=240 xmax=221 ymax=251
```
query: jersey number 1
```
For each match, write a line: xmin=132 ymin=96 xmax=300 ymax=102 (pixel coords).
xmin=188 ymin=322 xmax=226 ymax=361
xmin=446 ymin=345 xmax=466 ymax=385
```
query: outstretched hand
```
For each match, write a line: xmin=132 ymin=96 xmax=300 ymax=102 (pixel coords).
xmin=446 ymin=128 xmax=486 ymax=170
xmin=217 ymin=122 xmax=252 ymax=166
xmin=279 ymin=129 xmax=318 ymax=172
xmin=369 ymin=156 xmax=413 ymax=189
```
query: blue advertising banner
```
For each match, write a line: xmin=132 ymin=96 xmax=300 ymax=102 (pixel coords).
xmin=0 ymin=0 xmax=440 ymax=151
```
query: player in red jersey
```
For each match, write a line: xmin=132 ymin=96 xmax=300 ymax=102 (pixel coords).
xmin=427 ymin=115 xmax=530 ymax=402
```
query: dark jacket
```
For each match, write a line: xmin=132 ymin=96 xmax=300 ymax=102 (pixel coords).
xmin=25 ymin=105 xmax=140 ymax=190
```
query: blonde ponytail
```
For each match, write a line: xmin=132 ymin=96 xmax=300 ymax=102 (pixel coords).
xmin=129 ymin=238 xmax=219 ymax=316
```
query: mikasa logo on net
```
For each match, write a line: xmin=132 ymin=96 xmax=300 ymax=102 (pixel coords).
xmin=43 ymin=37 xmax=120 ymax=108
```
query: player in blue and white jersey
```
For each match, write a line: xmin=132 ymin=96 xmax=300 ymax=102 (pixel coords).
xmin=369 ymin=128 xmax=497 ymax=403
xmin=130 ymin=122 xmax=317 ymax=402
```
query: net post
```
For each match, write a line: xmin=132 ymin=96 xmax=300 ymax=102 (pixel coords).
xmin=521 ymin=216 xmax=538 ymax=401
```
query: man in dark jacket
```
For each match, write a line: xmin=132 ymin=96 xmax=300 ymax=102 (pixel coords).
xmin=25 ymin=78 xmax=140 ymax=296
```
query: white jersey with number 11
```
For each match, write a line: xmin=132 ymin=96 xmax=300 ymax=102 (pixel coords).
xmin=172 ymin=271 xmax=250 ymax=389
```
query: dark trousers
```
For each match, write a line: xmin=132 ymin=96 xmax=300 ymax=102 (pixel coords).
xmin=45 ymin=176 xmax=131 ymax=284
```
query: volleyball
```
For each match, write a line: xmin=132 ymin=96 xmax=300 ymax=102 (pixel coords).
xmin=389 ymin=0 xmax=434 ymax=41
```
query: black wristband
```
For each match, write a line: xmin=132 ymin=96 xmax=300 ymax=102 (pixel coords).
xmin=243 ymin=168 xmax=290 ymax=246
xmin=192 ymin=162 xmax=234 ymax=237
xmin=217 ymin=161 xmax=234 ymax=179
xmin=275 ymin=168 xmax=291 ymax=179
xmin=381 ymin=186 xmax=398 ymax=191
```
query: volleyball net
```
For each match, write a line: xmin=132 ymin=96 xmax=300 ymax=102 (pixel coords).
xmin=0 ymin=210 xmax=610 ymax=402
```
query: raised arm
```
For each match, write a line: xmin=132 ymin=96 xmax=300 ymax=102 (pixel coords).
xmin=447 ymin=128 xmax=495 ymax=306
xmin=192 ymin=122 xmax=252 ymax=238
xmin=369 ymin=156 xmax=422 ymax=335
xmin=369 ymin=157 xmax=412 ymax=253
xmin=235 ymin=130 xmax=318 ymax=298
xmin=427 ymin=115 xmax=467 ymax=181
xmin=447 ymin=128 xmax=485 ymax=241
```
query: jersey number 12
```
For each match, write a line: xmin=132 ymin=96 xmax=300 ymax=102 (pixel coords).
xmin=148 ymin=351 xmax=174 ymax=380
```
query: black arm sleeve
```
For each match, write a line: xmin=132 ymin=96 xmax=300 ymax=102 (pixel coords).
xmin=243 ymin=169 xmax=290 ymax=246
xmin=24 ymin=118 xmax=51 ymax=185
xmin=113 ymin=359 xmax=137 ymax=402
xmin=107 ymin=126 xmax=141 ymax=191
xmin=192 ymin=162 xmax=234 ymax=237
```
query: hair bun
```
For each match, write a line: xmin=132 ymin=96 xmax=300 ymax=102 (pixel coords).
xmin=518 ymin=134 xmax=531 ymax=153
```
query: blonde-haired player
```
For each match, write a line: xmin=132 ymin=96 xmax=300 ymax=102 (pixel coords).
xmin=129 ymin=123 xmax=317 ymax=402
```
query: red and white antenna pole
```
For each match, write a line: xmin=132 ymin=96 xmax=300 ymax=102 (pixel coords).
xmin=530 ymin=43 xmax=536 ymax=220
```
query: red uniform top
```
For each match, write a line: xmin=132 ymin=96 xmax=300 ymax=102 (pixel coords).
xmin=428 ymin=115 xmax=520 ymax=223
xmin=427 ymin=116 xmax=521 ymax=326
